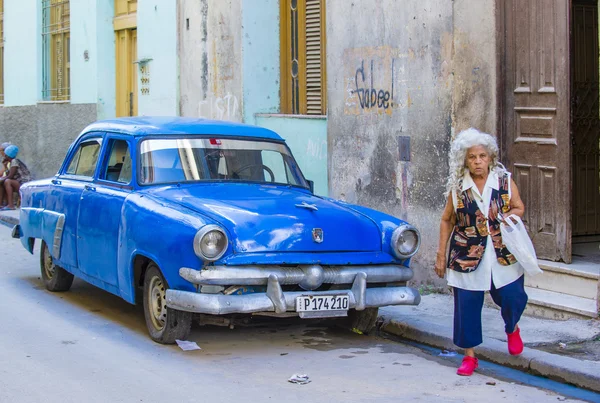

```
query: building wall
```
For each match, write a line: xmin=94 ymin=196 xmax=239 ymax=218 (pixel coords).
xmin=242 ymin=0 xmax=280 ymax=125
xmin=451 ymin=0 xmax=498 ymax=135
xmin=327 ymin=0 xmax=498 ymax=286
xmin=138 ymin=0 xmax=179 ymax=116
xmin=178 ymin=0 xmax=328 ymax=194
xmin=4 ymin=0 xmax=39 ymax=106
xmin=255 ymin=115 xmax=328 ymax=195
xmin=0 ymin=0 xmax=98 ymax=179
xmin=179 ymin=0 xmax=243 ymax=121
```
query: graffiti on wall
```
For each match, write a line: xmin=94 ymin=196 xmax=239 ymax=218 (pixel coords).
xmin=344 ymin=46 xmax=413 ymax=116
xmin=306 ymin=137 xmax=327 ymax=161
xmin=198 ymin=92 xmax=240 ymax=121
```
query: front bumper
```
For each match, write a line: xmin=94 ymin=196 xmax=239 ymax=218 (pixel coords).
xmin=166 ymin=268 xmax=421 ymax=315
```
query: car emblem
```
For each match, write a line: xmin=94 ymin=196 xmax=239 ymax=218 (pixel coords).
xmin=312 ymin=228 xmax=324 ymax=243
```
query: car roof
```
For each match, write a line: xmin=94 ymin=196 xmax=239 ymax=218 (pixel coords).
xmin=79 ymin=116 xmax=284 ymax=141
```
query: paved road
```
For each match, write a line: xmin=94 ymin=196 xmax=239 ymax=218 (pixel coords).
xmin=0 ymin=227 xmax=583 ymax=403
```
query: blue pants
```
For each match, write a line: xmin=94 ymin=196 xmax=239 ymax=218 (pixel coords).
xmin=453 ymin=275 xmax=528 ymax=349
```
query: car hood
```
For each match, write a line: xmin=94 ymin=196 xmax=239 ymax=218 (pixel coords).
xmin=146 ymin=184 xmax=382 ymax=253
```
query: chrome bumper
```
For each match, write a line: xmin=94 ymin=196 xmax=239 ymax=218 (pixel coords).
xmin=166 ymin=272 xmax=421 ymax=315
xmin=179 ymin=264 xmax=413 ymax=290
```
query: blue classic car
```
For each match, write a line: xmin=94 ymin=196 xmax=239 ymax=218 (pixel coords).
xmin=14 ymin=117 xmax=421 ymax=344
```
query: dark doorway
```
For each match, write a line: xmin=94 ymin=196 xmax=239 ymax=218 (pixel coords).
xmin=571 ymin=0 xmax=600 ymax=261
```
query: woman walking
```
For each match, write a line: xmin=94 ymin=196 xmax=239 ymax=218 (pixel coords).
xmin=435 ymin=128 xmax=528 ymax=376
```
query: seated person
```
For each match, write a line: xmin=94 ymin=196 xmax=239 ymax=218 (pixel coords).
xmin=0 ymin=142 xmax=12 ymax=177
xmin=0 ymin=145 xmax=32 ymax=210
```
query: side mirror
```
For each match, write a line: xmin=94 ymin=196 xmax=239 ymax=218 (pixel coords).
xmin=307 ymin=180 xmax=314 ymax=193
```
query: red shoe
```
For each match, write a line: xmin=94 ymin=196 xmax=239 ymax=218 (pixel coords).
xmin=456 ymin=356 xmax=478 ymax=376
xmin=507 ymin=325 xmax=523 ymax=355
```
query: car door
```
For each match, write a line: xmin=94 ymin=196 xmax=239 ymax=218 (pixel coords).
xmin=77 ymin=135 xmax=133 ymax=288
xmin=49 ymin=135 xmax=104 ymax=270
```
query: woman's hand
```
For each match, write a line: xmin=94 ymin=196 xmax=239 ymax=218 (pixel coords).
xmin=434 ymin=251 xmax=447 ymax=278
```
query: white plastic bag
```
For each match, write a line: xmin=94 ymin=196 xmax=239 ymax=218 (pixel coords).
xmin=500 ymin=214 xmax=543 ymax=276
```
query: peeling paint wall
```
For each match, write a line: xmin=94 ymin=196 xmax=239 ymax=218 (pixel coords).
xmin=179 ymin=0 xmax=243 ymax=122
xmin=451 ymin=0 xmax=497 ymax=135
xmin=327 ymin=0 xmax=497 ymax=287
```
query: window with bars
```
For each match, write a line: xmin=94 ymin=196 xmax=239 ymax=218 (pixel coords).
xmin=0 ymin=0 xmax=4 ymax=104
xmin=42 ymin=0 xmax=70 ymax=101
xmin=280 ymin=0 xmax=326 ymax=115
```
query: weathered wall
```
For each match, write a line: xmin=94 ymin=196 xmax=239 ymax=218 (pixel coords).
xmin=138 ymin=0 xmax=179 ymax=116
xmin=452 ymin=0 xmax=497 ymax=135
xmin=327 ymin=0 xmax=454 ymax=286
xmin=241 ymin=0 xmax=280 ymax=124
xmin=179 ymin=0 xmax=243 ymax=121
xmin=327 ymin=0 xmax=498 ymax=287
xmin=0 ymin=104 xmax=97 ymax=179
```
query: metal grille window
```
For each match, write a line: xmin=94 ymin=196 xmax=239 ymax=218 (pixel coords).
xmin=42 ymin=0 xmax=70 ymax=101
xmin=280 ymin=0 xmax=326 ymax=115
xmin=0 ymin=0 xmax=4 ymax=104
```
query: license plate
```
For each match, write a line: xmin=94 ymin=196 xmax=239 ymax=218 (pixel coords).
xmin=296 ymin=295 xmax=349 ymax=312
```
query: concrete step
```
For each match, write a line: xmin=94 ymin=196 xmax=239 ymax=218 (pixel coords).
xmin=524 ymin=286 xmax=598 ymax=320
xmin=525 ymin=261 xmax=599 ymax=300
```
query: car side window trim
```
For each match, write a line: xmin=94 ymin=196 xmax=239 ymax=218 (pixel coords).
xmin=60 ymin=134 xmax=104 ymax=180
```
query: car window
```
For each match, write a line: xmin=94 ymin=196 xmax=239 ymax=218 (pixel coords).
xmin=139 ymin=138 xmax=308 ymax=188
xmin=100 ymin=139 xmax=132 ymax=184
xmin=66 ymin=139 xmax=102 ymax=177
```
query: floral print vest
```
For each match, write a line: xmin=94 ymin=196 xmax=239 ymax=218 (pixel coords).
xmin=447 ymin=173 xmax=517 ymax=273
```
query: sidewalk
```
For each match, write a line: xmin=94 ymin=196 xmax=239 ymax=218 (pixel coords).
xmin=2 ymin=209 xmax=599 ymax=392
xmin=381 ymin=293 xmax=600 ymax=393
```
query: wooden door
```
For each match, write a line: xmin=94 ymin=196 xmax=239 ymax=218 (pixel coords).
xmin=502 ymin=0 xmax=571 ymax=262
xmin=572 ymin=0 xmax=600 ymax=237
xmin=115 ymin=28 xmax=137 ymax=117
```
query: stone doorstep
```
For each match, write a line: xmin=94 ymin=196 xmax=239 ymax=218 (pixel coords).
xmin=524 ymin=287 xmax=598 ymax=319
xmin=525 ymin=266 xmax=599 ymax=300
xmin=382 ymin=317 xmax=600 ymax=394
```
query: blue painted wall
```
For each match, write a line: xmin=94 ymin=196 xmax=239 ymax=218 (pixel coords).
xmin=4 ymin=0 xmax=39 ymax=106
xmin=96 ymin=0 xmax=116 ymax=119
xmin=242 ymin=0 xmax=280 ymax=125
xmin=70 ymin=0 xmax=115 ymax=117
xmin=255 ymin=115 xmax=328 ymax=196
xmin=138 ymin=0 xmax=178 ymax=116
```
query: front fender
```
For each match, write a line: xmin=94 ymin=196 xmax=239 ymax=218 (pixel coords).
xmin=323 ymin=198 xmax=413 ymax=266
xmin=117 ymin=193 xmax=222 ymax=303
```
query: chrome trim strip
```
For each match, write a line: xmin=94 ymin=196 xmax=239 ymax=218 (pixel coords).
xmin=179 ymin=265 xmax=413 ymax=290
xmin=52 ymin=214 xmax=65 ymax=259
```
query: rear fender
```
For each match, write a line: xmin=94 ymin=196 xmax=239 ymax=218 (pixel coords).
xmin=19 ymin=208 xmax=65 ymax=258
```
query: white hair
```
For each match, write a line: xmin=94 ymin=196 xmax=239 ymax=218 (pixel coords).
xmin=445 ymin=128 xmax=506 ymax=197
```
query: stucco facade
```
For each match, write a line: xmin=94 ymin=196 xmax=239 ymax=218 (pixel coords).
xmin=326 ymin=0 xmax=498 ymax=285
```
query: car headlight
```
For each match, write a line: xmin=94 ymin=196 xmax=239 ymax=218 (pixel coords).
xmin=391 ymin=224 xmax=421 ymax=259
xmin=193 ymin=225 xmax=228 ymax=261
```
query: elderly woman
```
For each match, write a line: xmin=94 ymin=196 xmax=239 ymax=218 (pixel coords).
xmin=0 ymin=145 xmax=32 ymax=210
xmin=435 ymin=128 xmax=528 ymax=376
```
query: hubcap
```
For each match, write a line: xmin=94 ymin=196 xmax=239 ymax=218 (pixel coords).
xmin=43 ymin=244 xmax=56 ymax=279
xmin=148 ymin=275 xmax=167 ymax=331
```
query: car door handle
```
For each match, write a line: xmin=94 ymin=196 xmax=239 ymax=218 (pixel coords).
xmin=84 ymin=185 xmax=96 ymax=191
xmin=51 ymin=179 xmax=61 ymax=185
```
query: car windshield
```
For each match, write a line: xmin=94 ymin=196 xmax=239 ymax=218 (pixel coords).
xmin=139 ymin=137 xmax=308 ymax=188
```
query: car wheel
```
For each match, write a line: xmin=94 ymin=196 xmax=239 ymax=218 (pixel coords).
xmin=143 ymin=263 xmax=192 ymax=344
xmin=40 ymin=240 xmax=74 ymax=292
xmin=347 ymin=307 xmax=379 ymax=335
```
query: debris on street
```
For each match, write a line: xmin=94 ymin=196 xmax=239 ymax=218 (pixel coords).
xmin=175 ymin=339 xmax=201 ymax=351
xmin=438 ymin=349 xmax=457 ymax=357
xmin=288 ymin=374 xmax=311 ymax=385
